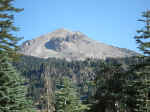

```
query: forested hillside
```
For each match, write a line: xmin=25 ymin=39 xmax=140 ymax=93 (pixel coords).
xmin=13 ymin=55 xmax=139 ymax=111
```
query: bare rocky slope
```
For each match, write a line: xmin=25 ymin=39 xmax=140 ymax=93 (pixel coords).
xmin=20 ymin=28 xmax=138 ymax=61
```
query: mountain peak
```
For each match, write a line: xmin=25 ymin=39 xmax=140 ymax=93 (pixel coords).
xmin=51 ymin=28 xmax=84 ymax=35
xmin=20 ymin=29 xmax=138 ymax=61
xmin=52 ymin=28 xmax=73 ymax=34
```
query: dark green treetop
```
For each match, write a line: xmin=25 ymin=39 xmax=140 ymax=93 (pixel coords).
xmin=0 ymin=56 xmax=35 ymax=112
xmin=55 ymin=77 xmax=89 ymax=112
xmin=0 ymin=0 xmax=23 ymax=60
xmin=135 ymin=10 xmax=150 ymax=55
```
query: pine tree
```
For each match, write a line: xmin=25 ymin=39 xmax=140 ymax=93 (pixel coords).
xmin=92 ymin=62 xmax=127 ymax=112
xmin=0 ymin=56 xmax=35 ymax=112
xmin=125 ymin=63 xmax=150 ymax=112
xmin=55 ymin=77 xmax=89 ymax=112
xmin=135 ymin=10 xmax=150 ymax=55
xmin=0 ymin=0 xmax=35 ymax=111
xmin=42 ymin=64 xmax=55 ymax=112
xmin=130 ymin=10 xmax=150 ymax=112
xmin=0 ymin=0 xmax=23 ymax=61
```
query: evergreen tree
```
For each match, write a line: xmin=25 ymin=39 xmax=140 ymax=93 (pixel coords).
xmin=0 ymin=0 xmax=35 ymax=111
xmin=130 ymin=10 xmax=150 ymax=111
xmin=42 ymin=64 xmax=55 ymax=112
xmin=55 ymin=77 xmax=89 ymax=112
xmin=0 ymin=56 xmax=35 ymax=112
xmin=0 ymin=0 xmax=22 ymax=60
xmin=125 ymin=62 xmax=150 ymax=112
xmin=91 ymin=62 xmax=127 ymax=112
xmin=135 ymin=10 xmax=150 ymax=55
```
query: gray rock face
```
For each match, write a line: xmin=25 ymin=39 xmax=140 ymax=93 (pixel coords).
xmin=20 ymin=28 xmax=138 ymax=61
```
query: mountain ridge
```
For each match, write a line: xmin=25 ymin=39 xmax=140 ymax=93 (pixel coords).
xmin=20 ymin=29 xmax=139 ymax=61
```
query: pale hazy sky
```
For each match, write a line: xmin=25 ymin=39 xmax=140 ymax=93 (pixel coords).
xmin=14 ymin=0 xmax=150 ymax=52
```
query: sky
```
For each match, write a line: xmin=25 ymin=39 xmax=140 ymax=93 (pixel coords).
xmin=14 ymin=0 xmax=150 ymax=52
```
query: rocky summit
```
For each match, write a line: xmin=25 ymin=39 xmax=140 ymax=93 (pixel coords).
xmin=20 ymin=28 xmax=138 ymax=61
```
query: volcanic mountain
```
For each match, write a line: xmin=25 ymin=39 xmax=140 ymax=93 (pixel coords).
xmin=20 ymin=28 xmax=138 ymax=61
